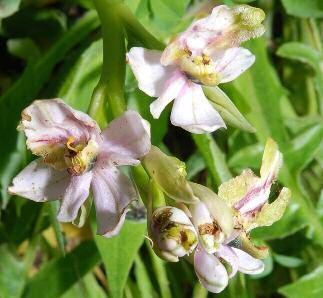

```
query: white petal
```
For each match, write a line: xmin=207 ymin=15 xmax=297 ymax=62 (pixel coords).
xmin=99 ymin=110 xmax=151 ymax=166
xmin=217 ymin=245 xmax=239 ymax=278
xmin=57 ymin=171 xmax=92 ymax=222
xmin=170 ymin=82 xmax=226 ymax=133
xmin=194 ymin=246 xmax=228 ymax=293
xmin=214 ymin=47 xmax=255 ymax=83
xmin=150 ymin=70 xmax=186 ymax=119
xmin=127 ymin=47 xmax=174 ymax=97
xmin=92 ymin=166 xmax=137 ymax=238
xmin=232 ymin=247 xmax=265 ymax=275
xmin=8 ymin=159 xmax=70 ymax=202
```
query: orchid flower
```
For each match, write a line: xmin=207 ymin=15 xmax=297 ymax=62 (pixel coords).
xmin=127 ymin=4 xmax=265 ymax=133
xmin=9 ymin=99 xmax=151 ymax=237
xmin=217 ymin=138 xmax=291 ymax=258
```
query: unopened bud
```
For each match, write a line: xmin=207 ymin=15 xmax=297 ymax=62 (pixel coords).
xmin=149 ymin=206 xmax=198 ymax=262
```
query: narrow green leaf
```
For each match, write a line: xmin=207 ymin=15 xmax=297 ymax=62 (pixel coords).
xmin=281 ymin=0 xmax=323 ymax=18
xmin=276 ymin=42 xmax=322 ymax=71
xmin=22 ymin=240 xmax=100 ymax=298
xmin=279 ymin=266 xmax=323 ymax=298
xmin=273 ymin=254 xmax=305 ymax=268
xmin=134 ymin=255 xmax=157 ymax=298
xmin=192 ymin=134 xmax=232 ymax=186
xmin=61 ymin=273 xmax=107 ymax=298
xmin=94 ymin=219 xmax=146 ymax=298
xmin=0 ymin=245 xmax=27 ymax=298
xmin=47 ymin=201 xmax=65 ymax=257
xmin=284 ymin=125 xmax=323 ymax=173
xmin=146 ymin=241 xmax=171 ymax=298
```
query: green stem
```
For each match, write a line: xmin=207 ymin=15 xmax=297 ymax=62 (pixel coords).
xmin=90 ymin=0 xmax=126 ymax=122
xmin=119 ymin=4 xmax=164 ymax=50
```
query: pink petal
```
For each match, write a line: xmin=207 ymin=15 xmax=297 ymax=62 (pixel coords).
xmin=127 ymin=47 xmax=175 ymax=97
xmin=170 ymin=82 xmax=226 ymax=133
xmin=92 ymin=166 xmax=137 ymax=238
xmin=214 ymin=47 xmax=255 ymax=83
xmin=8 ymin=159 xmax=70 ymax=202
xmin=232 ymin=247 xmax=264 ymax=275
xmin=20 ymin=99 xmax=101 ymax=169
xmin=57 ymin=171 xmax=93 ymax=222
xmin=217 ymin=245 xmax=239 ymax=278
xmin=150 ymin=70 xmax=186 ymax=119
xmin=99 ymin=110 xmax=151 ymax=167
xmin=194 ymin=245 xmax=228 ymax=293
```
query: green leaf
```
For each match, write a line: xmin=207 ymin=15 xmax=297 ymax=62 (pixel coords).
xmin=22 ymin=240 xmax=100 ymax=298
xmin=0 ymin=245 xmax=27 ymax=298
xmin=61 ymin=273 xmax=107 ymax=298
xmin=273 ymin=254 xmax=305 ymax=268
xmin=284 ymin=124 xmax=323 ymax=174
xmin=146 ymin=242 xmax=171 ymax=298
xmin=134 ymin=255 xmax=157 ymax=298
xmin=47 ymin=201 xmax=65 ymax=257
xmin=59 ymin=40 xmax=102 ymax=112
xmin=0 ymin=0 xmax=21 ymax=19
xmin=278 ymin=266 xmax=323 ymax=298
xmin=276 ymin=42 xmax=322 ymax=72
xmin=228 ymin=143 xmax=263 ymax=171
xmin=94 ymin=219 xmax=146 ymax=298
xmin=192 ymin=134 xmax=232 ymax=186
xmin=186 ymin=152 xmax=206 ymax=180
xmin=281 ymin=0 xmax=323 ymax=18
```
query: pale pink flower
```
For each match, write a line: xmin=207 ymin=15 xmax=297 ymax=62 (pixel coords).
xmin=127 ymin=5 xmax=265 ymax=133
xmin=9 ymin=99 xmax=151 ymax=237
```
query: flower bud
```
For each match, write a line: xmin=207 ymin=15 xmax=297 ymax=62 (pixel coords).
xmin=149 ymin=206 xmax=198 ymax=262
xmin=142 ymin=146 xmax=198 ymax=204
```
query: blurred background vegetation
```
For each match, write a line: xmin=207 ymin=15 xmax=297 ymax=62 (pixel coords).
xmin=0 ymin=0 xmax=322 ymax=297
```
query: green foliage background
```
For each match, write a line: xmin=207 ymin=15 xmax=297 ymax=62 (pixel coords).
xmin=0 ymin=0 xmax=322 ymax=297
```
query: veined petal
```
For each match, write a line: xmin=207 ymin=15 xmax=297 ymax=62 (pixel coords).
xmin=8 ymin=159 xmax=70 ymax=202
xmin=150 ymin=70 xmax=186 ymax=119
xmin=214 ymin=47 xmax=255 ymax=83
xmin=232 ymin=247 xmax=264 ymax=275
xmin=20 ymin=99 xmax=100 ymax=170
xmin=217 ymin=245 xmax=239 ymax=278
xmin=170 ymin=83 xmax=226 ymax=133
xmin=218 ymin=169 xmax=259 ymax=207
xmin=57 ymin=171 xmax=92 ymax=222
xmin=99 ymin=110 xmax=151 ymax=166
xmin=127 ymin=47 xmax=174 ymax=97
xmin=92 ymin=166 xmax=137 ymax=238
xmin=194 ymin=246 xmax=228 ymax=293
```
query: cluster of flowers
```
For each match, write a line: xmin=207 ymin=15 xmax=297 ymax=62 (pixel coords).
xmin=8 ymin=4 xmax=291 ymax=294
